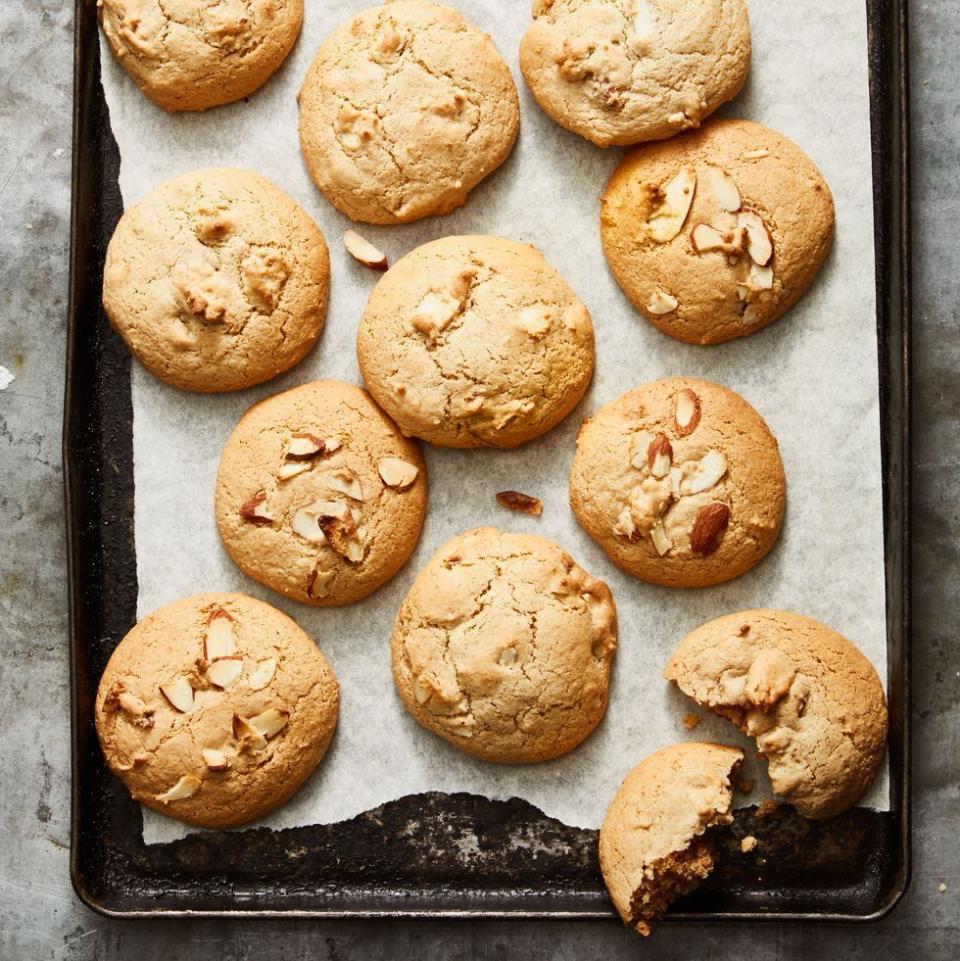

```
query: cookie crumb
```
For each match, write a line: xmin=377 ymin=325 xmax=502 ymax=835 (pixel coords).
xmin=740 ymin=835 xmax=758 ymax=853
xmin=939 ymin=882 xmax=947 ymax=894
xmin=681 ymin=713 xmax=701 ymax=730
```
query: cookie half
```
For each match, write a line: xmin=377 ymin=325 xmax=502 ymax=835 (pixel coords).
xmin=95 ymin=593 xmax=339 ymax=829
xmin=358 ymin=235 xmax=595 ymax=448
xmin=600 ymin=119 xmax=835 ymax=344
xmin=520 ymin=0 xmax=751 ymax=147
xmin=215 ymin=381 xmax=428 ymax=606
xmin=599 ymin=742 xmax=743 ymax=936
xmin=570 ymin=378 xmax=785 ymax=588
xmin=103 ymin=167 xmax=330 ymax=392
xmin=391 ymin=527 xmax=618 ymax=763
xmin=99 ymin=0 xmax=303 ymax=111
xmin=298 ymin=1 xmax=520 ymax=223
xmin=664 ymin=610 xmax=888 ymax=819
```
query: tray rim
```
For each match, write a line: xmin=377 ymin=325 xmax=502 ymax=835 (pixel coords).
xmin=64 ymin=0 xmax=912 ymax=922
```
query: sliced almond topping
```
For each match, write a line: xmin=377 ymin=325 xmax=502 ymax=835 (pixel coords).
xmin=648 ymin=290 xmax=679 ymax=315
xmin=202 ymin=748 xmax=231 ymax=771
xmin=737 ymin=210 xmax=774 ymax=266
xmin=248 ymin=658 xmax=278 ymax=691
xmin=324 ymin=468 xmax=364 ymax=501
xmin=748 ymin=261 xmax=774 ymax=291
xmin=104 ymin=682 xmax=154 ymax=727
xmin=684 ymin=450 xmax=729 ymax=495
xmin=159 ymin=676 xmax=194 ymax=713
xmin=647 ymin=166 xmax=697 ymax=242
xmin=292 ymin=505 xmax=326 ymax=543
xmin=378 ymin=457 xmax=419 ymax=490
xmin=343 ymin=229 xmax=388 ymax=270
xmin=690 ymin=502 xmax=730 ymax=555
xmin=646 ymin=433 xmax=673 ymax=478
xmin=324 ymin=437 xmax=342 ymax=454
xmin=703 ymin=166 xmax=742 ymax=212
xmin=650 ymin=521 xmax=673 ymax=557
xmin=248 ymin=707 xmax=289 ymax=739
xmin=318 ymin=512 xmax=365 ymax=564
xmin=232 ymin=714 xmax=268 ymax=752
xmin=206 ymin=656 xmax=244 ymax=690
xmin=204 ymin=609 xmax=236 ymax=660
xmin=306 ymin=567 xmax=335 ymax=599
xmin=496 ymin=491 xmax=543 ymax=516
xmin=278 ymin=461 xmax=312 ymax=481
xmin=156 ymin=774 xmax=201 ymax=804
xmin=742 ymin=148 xmax=770 ymax=160
xmin=674 ymin=388 xmax=702 ymax=436
xmin=690 ymin=223 xmax=726 ymax=253
xmin=613 ymin=506 xmax=638 ymax=541
xmin=287 ymin=433 xmax=325 ymax=459
xmin=239 ymin=490 xmax=274 ymax=524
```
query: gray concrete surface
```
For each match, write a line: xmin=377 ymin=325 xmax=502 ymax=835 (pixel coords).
xmin=1 ymin=1 xmax=957 ymax=957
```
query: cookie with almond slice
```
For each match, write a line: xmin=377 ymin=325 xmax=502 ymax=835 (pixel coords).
xmin=600 ymin=118 xmax=835 ymax=344
xmin=95 ymin=593 xmax=339 ymax=829
xmin=569 ymin=378 xmax=785 ymax=587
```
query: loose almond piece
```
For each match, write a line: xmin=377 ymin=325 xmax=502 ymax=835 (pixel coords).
xmin=159 ymin=676 xmax=194 ymax=713
xmin=703 ymin=166 xmax=742 ymax=212
xmin=204 ymin=610 xmax=236 ymax=660
xmin=239 ymin=490 xmax=274 ymax=524
xmin=378 ymin=457 xmax=419 ymax=490
xmin=685 ymin=450 xmax=729 ymax=495
xmin=737 ymin=210 xmax=774 ymax=266
xmin=248 ymin=708 xmax=289 ymax=739
xmin=646 ymin=434 xmax=673 ymax=478
xmin=496 ymin=491 xmax=543 ymax=516
xmin=248 ymin=658 xmax=278 ymax=691
xmin=647 ymin=166 xmax=697 ymax=242
xmin=674 ymin=388 xmax=702 ymax=436
xmin=648 ymin=290 xmax=679 ymax=315
xmin=202 ymin=748 xmax=230 ymax=771
xmin=343 ymin=229 xmax=388 ymax=270
xmin=156 ymin=774 xmax=202 ymax=804
xmin=206 ymin=656 xmax=244 ymax=690
xmin=690 ymin=223 xmax=726 ymax=253
xmin=287 ymin=433 xmax=325 ymax=459
xmin=690 ymin=502 xmax=730 ymax=555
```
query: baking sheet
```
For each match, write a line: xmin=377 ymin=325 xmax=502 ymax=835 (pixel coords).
xmin=97 ymin=0 xmax=888 ymax=844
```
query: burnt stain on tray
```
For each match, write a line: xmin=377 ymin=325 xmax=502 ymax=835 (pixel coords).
xmin=66 ymin=0 xmax=910 ymax=920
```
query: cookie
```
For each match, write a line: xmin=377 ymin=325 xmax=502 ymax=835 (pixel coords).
xmin=520 ymin=0 xmax=751 ymax=148
xmin=600 ymin=118 xmax=835 ymax=344
xmin=391 ymin=527 xmax=617 ymax=763
xmin=569 ymin=378 xmax=785 ymax=588
xmin=94 ymin=592 xmax=339 ymax=829
xmin=599 ymin=742 xmax=743 ymax=936
xmin=103 ymin=167 xmax=330 ymax=392
xmin=357 ymin=235 xmax=595 ymax=448
xmin=664 ymin=610 xmax=888 ymax=820
xmin=215 ymin=381 xmax=428 ymax=606
xmin=98 ymin=0 xmax=303 ymax=112
xmin=298 ymin=1 xmax=520 ymax=224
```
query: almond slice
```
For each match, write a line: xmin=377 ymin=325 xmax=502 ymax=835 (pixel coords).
xmin=748 ymin=262 xmax=774 ymax=291
xmin=233 ymin=714 xmax=267 ymax=752
xmin=344 ymin=229 xmax=388 ymax=270
xmin=287 ymin=433 xmax=325 ymax=459
xmin=647 ymin=166 xmax=697 ymax=242
xmin=324 ymin=437 xmax=342 ymax=454
xmin=737 ymin=211 xmax=774 ymax=266
xmin=648 ymin=290 xmax=678 ymax=315
xmin=742 ymin=148 xmax=770 ymax=160
xmin=202 ymin=748 xmax=231 ymax=771
xmin=675 ymin=389 xmax=702 ymax=436
xmin=684 ymin=450 xmax=729 ymax=495
xmin=291 ymin=507 xmax=324 ymax=543
xmin=206 ymin=656 xmax=243 ymax=690
xmin=703 ymin=166 xmax=741 ymax=212
xmin=159 ymin=676 xmax=194 ymax=713
xmin=248 ymin=658 xmax=278 ymax=691
xmin=647 ymin=433 xmax=673 ymax=478
xmin=204 ymin=610 xmax=236 ymax=660
xmin=378 ymin=457 xmax=419 ymax=490
xmin=156 ymin=774 xmax=201 ymax=804
xmin=496 ymin=490 xmax=543 ymax=516
xmin=278 ymin=461 xmax=312 ymax=481
xmin=324 ymin=469 xmax=364 ymax=501
xmin=650 ymin=521 xmax=673 ymax=557
xmin=248 ymin=707 xmax=289 ymax=739
xmin=239 ymin=490 xmax=273 ymax=524
xmin=690 ymin=223 xmax=726 ymax=253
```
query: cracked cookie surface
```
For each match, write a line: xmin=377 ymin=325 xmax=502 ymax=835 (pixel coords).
xmin=601 ymin=118 xmax=835 ymax=344
xmin=391 ymin=527 xmax=617 ymax=764
xmin=98 ymin=0 xmax=303 ymax=111
xmin=520 ymin=0 xmax=750 ymax=148
xmin=357 ymin=235 xmax=595 ymax=448
xmin=298 ymin=1 xmax=519 ymax=224
xmin=599 ymin=742 xmax=742 ymax=936
xmin=569 ymin=377 xmax=785 ymax=588
xmin=664 ymin=609 xmax=888 ymax=819
xmin=215 ymin=380 xmax=428 ymax=606
xmin=95 ymin=592 xmax=339 ymax=829
xmin=102 ymin=167 xmax=329 ymax=391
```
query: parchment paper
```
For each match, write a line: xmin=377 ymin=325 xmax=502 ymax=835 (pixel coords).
xmin=98 ymin=0 xmax=888 ymax=844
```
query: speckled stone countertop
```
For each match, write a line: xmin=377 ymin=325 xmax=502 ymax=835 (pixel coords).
xmin=1 ymin=2 xmax=957 ymax=958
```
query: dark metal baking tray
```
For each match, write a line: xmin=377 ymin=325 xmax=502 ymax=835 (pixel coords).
xmin=64 ymin=0 xmax=911 ymax=921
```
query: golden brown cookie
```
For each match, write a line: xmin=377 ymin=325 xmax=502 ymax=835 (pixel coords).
xmin=99 ymin=0 xmax=303 ymax=112
xmin=664 ymin=610 xmax=888 ymax=820
xmin=520 ymin=0 xmax=751 ymax=147
xmin=94 ymin=592 xmax=339 ymax=829
xmin=569 ymin=378 xmax=785 ymax=588
xmin=298 ymin=1 xmax=520 ymax=224
xmin=600 ymin=118 xmax=835 ymax=344
xmin=102 ymin=167 xmax=330 ymax=392
xmin=599 ymin=742 xmax=743 ymax=936
xmin=215 ymin=381 xmax=428 ymax=607
xmin=391 ymin=527 xmax=617 ymax=763
xmin=357 ymin=235 xmax=595 ymax=448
